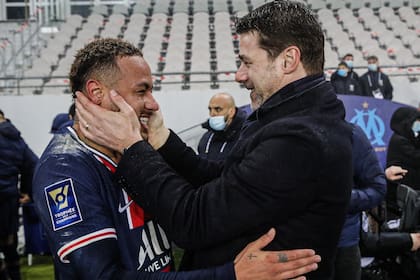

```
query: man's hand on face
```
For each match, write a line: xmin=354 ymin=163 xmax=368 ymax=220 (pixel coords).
xmin=234 ymin=228 xmax=320 ymax=280
xmin=76 ymin=90 xmax=143 ymax=154
xmin=139 ymin=109 xmax=170 ymax=150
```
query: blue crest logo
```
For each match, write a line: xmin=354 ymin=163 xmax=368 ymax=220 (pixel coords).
xmin=350 ymin=102 xmax=385 ymax=146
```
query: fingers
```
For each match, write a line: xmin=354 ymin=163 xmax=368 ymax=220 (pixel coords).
xmin=234 ymin=228 xmax=275 ymax=263
xmin=265 ymin=249 xmax=316 ymax=263
xmin=250 ymin=228 xmax=276 ymax=250
xmin=109 ymin=90 xmax=135 ymax=114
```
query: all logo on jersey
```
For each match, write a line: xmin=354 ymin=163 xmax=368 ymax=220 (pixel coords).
xmin=44 ymin=178 xmax=83 ymax=231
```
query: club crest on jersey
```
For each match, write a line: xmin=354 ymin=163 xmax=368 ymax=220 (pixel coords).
xmin=44 ymin=178 xmax=82 ymax=231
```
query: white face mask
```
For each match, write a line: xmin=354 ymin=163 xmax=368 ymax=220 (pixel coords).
xmin=209 ymin=116 xmax=226 ymax=131
xmin=412 ymin=120 xmax=420 ymax=135
xmin=368 ymin=63 xmax=378 ymax=72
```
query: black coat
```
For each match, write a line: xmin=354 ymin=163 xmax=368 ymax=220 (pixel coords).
xmin=330 ymin=73 xmax=363 ymax=96
xmin=386 ymin=107 xmax=420 ymax=216
xmin=197 ymin=108 xmax=247 ymax=161
xmin=0 ymin=120 xmax=38 ymax=200
xmin=360 ymin=70 xmax=393 ymax=100
xmin=115 ymin=75 xmax=354 ymax=279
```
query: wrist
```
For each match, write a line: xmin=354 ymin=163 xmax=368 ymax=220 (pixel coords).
xmin=121 ymin=136 xmax=143 ymax=154
xmin=148 ymin=127 xmax=170 ymax=150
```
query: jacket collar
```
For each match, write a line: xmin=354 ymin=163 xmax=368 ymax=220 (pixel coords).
xmin=249 ymin=74 xmax=328 ymax=122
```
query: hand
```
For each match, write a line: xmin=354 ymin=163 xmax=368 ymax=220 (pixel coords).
xmin=140 ymin=109 xmax=170 ymax=150
xmin=410 ymin=233 xmax=420 ymax=251
xmin=19 ymin=193 xmax=31 ymax=204
xmin=234 ymin=228 xmax=320 ymax=280
xmin=75 ymin=90 xmax=143 ymax=154
xmin=385 ymin=165 xmax=408 ymax=181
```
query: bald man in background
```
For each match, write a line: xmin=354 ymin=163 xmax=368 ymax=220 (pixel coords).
xmin=198 ymin=93 xmax=247 ymax=161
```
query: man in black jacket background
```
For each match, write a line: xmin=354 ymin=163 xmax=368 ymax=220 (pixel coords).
xmin=198 ymin=93 xmax=247 ymax=161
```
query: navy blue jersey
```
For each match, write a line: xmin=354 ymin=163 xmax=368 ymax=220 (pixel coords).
xmin=33 ymin=128 xmax=234 ymax=279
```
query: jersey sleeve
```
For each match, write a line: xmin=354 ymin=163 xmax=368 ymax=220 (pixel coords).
xmin=33 ymin=152 xmax=116 ymax=263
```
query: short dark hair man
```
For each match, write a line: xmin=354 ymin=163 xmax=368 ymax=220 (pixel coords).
xmin=198 ymin=93 xmax=247 ymax=161
xmin=75 ymin=1 xmax=353 ymax=279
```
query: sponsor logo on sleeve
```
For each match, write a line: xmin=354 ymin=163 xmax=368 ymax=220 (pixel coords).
xmin=44 ymin=178 xmax=83 ymax=231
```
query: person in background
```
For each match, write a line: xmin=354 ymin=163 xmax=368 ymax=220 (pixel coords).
xmin=75 ymin=1 xmax=353 ymax=278
xmin=333 ymin=124 xmax=386 ymax=280
xmin=330 ymin=53 xmax=360 ymax=83
xmin=360 ymin=55 xmax=393 ymax=100
xmin=198 ymin=93 xmax=247 ymax=161
xmin=385 ymin=106 xmax=420 ymax=219
xmin=0 ymin=109 xmax=38 ymax=280
xmin=331 ymin=62 xmax=363 ymax=96
xmin=32 ymin=38 xmax=320 ymax=280
xmin=50 ymin=103 xmax=75 ymax=134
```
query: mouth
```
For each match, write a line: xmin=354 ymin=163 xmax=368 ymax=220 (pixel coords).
xmin=139 ymin=116 xmax=149 ymax=125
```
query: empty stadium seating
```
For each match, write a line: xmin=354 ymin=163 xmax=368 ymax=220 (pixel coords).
xmin=0 ymin=0 xmax=419 ymax=100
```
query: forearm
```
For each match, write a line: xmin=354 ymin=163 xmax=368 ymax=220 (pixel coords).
xmin=157 ymin=130 xmax=224 ymax=186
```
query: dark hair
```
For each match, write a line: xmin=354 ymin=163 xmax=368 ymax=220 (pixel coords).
xmin=69 ymin=38 xmax=143 ymax=97
xmin=0 ymin=110 xmax=3 ymax=117
xmin=367 ymin=55 xmax=378 ymax=61
xmin=338 ymin=62 xmax=348 ymax=68
xmin=235 ymin=0 xmax=324 ymax=75
xmin=68 ymin=103 xmax=76 ymax=118
xmin=343 ymin=53 xmax=353 ymax=59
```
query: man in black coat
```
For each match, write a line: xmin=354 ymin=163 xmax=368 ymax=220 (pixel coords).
xmin=386 ymin=107 xmax=420 ymax=218
xmin=0 ymin=109 xmax=38 ymax=280
xmin=75 ymin=1 xmax=353 ymax=279
xmin=198 ymin=93 xmax=247 ymax=161
xmin=360 ymin=55 xmax=393 ymax=100
xmin=331 ymin=62 xmax=363 ymax=96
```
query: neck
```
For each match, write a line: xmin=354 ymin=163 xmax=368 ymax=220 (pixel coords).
xmin=73 ymin=121 xmax=122 ymax=163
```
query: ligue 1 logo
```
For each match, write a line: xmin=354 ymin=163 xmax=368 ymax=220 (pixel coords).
xmin=350 ymin=102 xmax=385 ymax=146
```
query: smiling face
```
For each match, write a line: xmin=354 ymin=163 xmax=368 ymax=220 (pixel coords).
xmin=235 ymin=32 xmax=283 ymax=110
xmin=99 ymin=56 xmax=158 ymax=121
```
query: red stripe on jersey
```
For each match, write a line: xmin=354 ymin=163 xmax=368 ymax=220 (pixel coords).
xmin=128 ymin=195 xmax=145 ymax=228
xmin=95 ymin=155 xmax=117 ymax=173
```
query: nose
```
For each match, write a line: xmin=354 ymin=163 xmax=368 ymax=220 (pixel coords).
xmin=235 ymin=63 xmax=248 ymax=84
xmin=144 ymin=91 xmax=159 ymax=111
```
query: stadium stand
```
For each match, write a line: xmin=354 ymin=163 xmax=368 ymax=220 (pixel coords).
xmin=0 ymin=0 xmax=419 ymax=106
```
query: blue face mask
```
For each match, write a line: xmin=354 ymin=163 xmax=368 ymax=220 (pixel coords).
xmin=209 ymin=116 xmax=226 ymax=131
xmin=412 ymin=120 xmax=420 ymax=134
xmin=344 ymin=60 xmax=353 ymax=68
xmin=368 ymin=64 xmax=378 ymax=72
xmin=337 ymin=69 xmax=348 ymax=77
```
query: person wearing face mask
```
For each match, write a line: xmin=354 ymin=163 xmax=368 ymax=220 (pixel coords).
xmin=360 ymin=55 xmax=393 ymax=100
xmin=330 ymin=53 xmax=360 ymax=84
xmin=385 ymin=106 xmax=420 ymax=220
xmin=331 ymin=62 xmax=363 ymax=96
xmin=197 ymin=93 xmax=247 ymax=161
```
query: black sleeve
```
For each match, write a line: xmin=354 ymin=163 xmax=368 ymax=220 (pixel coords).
xmin=116 ymin=134 xmax=318 ymax=249
xmin=67 ymin=239 xmax=235 ymax=280
xmin=360 ymin=231 xmax=412 ymax=258
xmin=19 ymin=143 xmax=39 ymax=197
xmin=360 ymin=75 xmax=370 ymax=97
xmin=157 ymin=130 xmax=224 ymax=186
xmin=383 ymin=75 xmax=393 ymax=100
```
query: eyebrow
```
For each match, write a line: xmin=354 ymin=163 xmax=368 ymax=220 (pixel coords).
xmin=238 ymin=54 xmax=249 ymax=62
xmin=135 ymin=82 xmax=152 ymax=90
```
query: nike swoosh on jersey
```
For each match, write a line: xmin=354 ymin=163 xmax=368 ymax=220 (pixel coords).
xmin=118 ymin=200 xmax=134 ymax=213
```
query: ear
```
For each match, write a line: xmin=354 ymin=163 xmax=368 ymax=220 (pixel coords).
xmin=86 ymin=79 xmax=104 ymax=105
xmin=280 ymin=46 xmax=301 ymax=74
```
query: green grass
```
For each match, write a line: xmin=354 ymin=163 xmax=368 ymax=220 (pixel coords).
xmin=20 ymin=255 xmax=54 ymax=280
xmin=18 ymin=247 xmax=184 ymax=279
